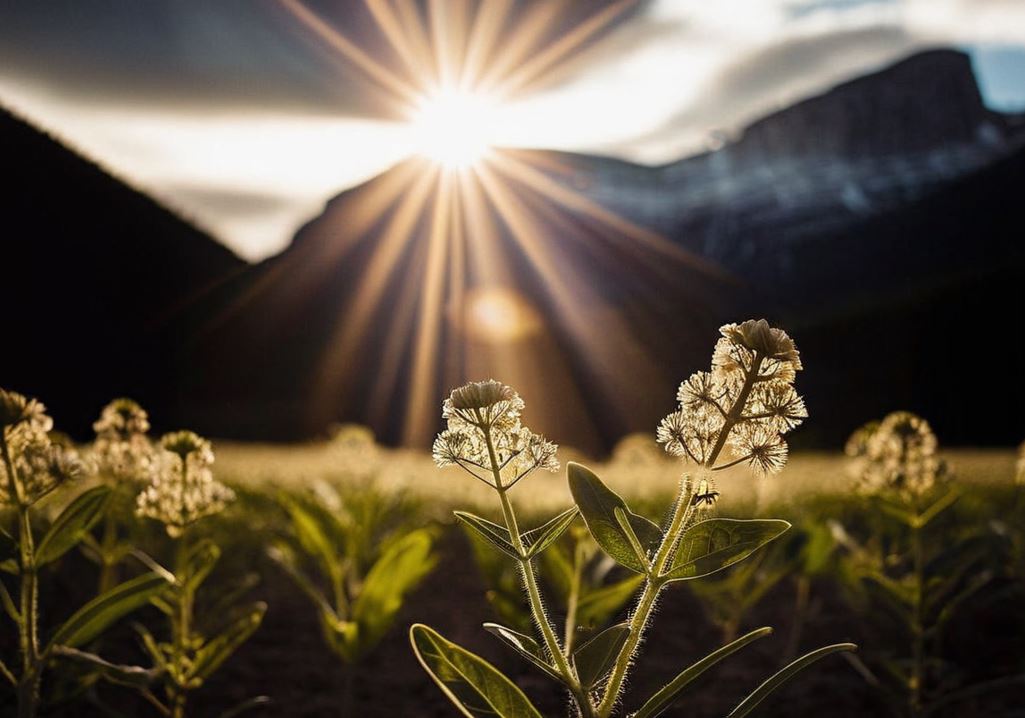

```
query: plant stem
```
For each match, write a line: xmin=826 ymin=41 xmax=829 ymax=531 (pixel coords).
xmin=171 ymin=535 xmax=193 ymax=718
xmin=481 ymin=425 xmax=591 ymax=717
xmin=596 ymin=353 xmax=763 ymax=717
xmin=17 ymin=504 xmax=40 ymax=718
xmin=909 ymin=517 xmax=925 ymax=718
xmin=596 ymin=484 xmax=694 ymax=718
xmin=2 ymin=430 xmax=40 ymax=718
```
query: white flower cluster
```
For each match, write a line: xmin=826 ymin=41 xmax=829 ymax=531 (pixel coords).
xmin=432 ymin=379 xmax=558 ymax=487
xmin=0 ymin=388 xmax=88 ymax=506
xmin=136 ymin=430 xmax=234 ymax=537
xmin=845 ymin=411 xmax=947 ymax=500
xmin=92 ymin=398 xmax=155 ymax=484
xmin=657 ymin=319 xmax=806 ymax=477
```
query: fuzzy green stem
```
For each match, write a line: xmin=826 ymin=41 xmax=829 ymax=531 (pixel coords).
xmin=596 ymin=352 xmax=764 ymax=717
xmin=596 ymin=484 xmax=694 ymax=718
xmin=481 ymin=423 xmax=591 ymax=717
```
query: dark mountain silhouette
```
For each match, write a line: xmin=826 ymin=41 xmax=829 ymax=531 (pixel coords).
xmin=0 ymin=104 xmax=245 ymax=433
xmin=2 ymin=49 xmax=1022 ymax=451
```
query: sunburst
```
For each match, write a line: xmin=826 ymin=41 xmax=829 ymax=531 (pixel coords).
xmin=239 ymin=0 xmax=732 ymax=451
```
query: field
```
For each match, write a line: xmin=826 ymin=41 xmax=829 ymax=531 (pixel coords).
xmin=5 ymin=430 xmax=1022 ymax=718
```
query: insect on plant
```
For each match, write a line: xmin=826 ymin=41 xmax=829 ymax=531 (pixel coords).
xmin=411 ymin=320 xmax=856 ymax=718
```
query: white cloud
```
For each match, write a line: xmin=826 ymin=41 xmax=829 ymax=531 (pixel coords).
xmin=1 ymin=0 xmax=1022 ymax=260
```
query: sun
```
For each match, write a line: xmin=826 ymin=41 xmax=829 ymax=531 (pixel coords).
xmin=408 ymin=88 xmax=501 ymax=169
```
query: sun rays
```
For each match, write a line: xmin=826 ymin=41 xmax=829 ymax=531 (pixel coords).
xmin=251 ymin=0 xmax=731 ymax=451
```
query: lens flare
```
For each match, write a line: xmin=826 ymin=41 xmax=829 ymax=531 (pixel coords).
xmin=458 ymin=287 xmax=542 ymax=343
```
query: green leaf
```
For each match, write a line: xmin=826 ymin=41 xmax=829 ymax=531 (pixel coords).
xmin=662 ymin=519 xmax=790 ymax=582
xmin=268 ymin=543 xmax=337 ymax=620
xmin=632 ymin=627 xmax=773 ymax=718
xmin=191 ymin=602 xmax=266 ymax=681
xmin=35 ymin=486 xmax=112 ymax=566
xmin=283 ymin=496 xmax=341 ymax=579
xmin=353 ymin=528 xmax=438 ymax=654
xmin=576 ymin=575 xmax=644 ymax=630
xmin=523 ymin=508 xmax=578 ymax=559
xmin=572 ymin=622 xmax=629 ymax=688
xmin=134 ymin=622 xmax=168 ymax=670
xmin=567 ymin=463 xmax=661 ymax=574
xmin=726 ymin=643 xmax=857 ymax=718
xmin=483 ymin=623 xmax=562 ymax=683
xmin=182 ymin=539 xmax=221 ymax=591
xmin=912 ymin=489 xmax=959 ymax=528
xmin=217 ymin=696 xmax=272 ymax=718
xmin=455 ymin=512 xmax=519 ymax=559
xmin=52 ymin=645 xmax=161 ymax=688
xmin=410 ymin=624 xmax=544 ymax=718
xmin=0 ymin=577 xmax=19 ymax=622
xmin=47 ymin=572 xmax=171 ymax=651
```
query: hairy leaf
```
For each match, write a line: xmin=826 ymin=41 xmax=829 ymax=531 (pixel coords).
xmin=568 ymin=463 xmax=661 ymax=573
xmin=523 ymin=508 xmax=578 ymax=559
xmin=572 ymin=622 xmax=629 ymax=688
xmin=662 ymin=519 xmax=790 ymax=582
xmin=483 ymin=623 xmax=562 ymax=683
xmin=456 ymin=512 xmax=519 ymax=559
xmin=632 ymin=627 xmax=773 ymax=718
xmin=410 ymin=623 xmax=544 ymax=718
xmin=36 ymin=486 xmax=112 ymax=566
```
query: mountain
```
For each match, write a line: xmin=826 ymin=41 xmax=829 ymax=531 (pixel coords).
xmin=0 ymin=104 xmax=246 ymax=433
xmin=2 ymin=49 xmax=1022 ymax=452
xmin=177 ymin=49 xmax=1025 ymax=452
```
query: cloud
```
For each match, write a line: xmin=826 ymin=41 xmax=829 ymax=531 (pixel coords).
xmin=0 ymin=0 xmax=1022 ymax=260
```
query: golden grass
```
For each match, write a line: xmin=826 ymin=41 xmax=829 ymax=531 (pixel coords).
xmin=212 ymin=433 xmax=1018 ymax=518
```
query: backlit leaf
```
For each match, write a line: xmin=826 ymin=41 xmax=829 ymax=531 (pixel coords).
xmin=483 ymin=623 xmax=562 ymax=683
xmin=568 ymin=463 xmax=661 ymax=573
xmin=572 ymin=622 xmax=629 ymax=688
xmin=36 ymin=486 xmax=112 ymax=566
xmin=662 ymin=519 xmax=789 ymax=582
xmin=410 ymin=623 xmax=544 ymax=718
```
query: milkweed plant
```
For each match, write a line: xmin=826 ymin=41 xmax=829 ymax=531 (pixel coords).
xmin=0 ymin=388 xmax=171 ymax=718
xmin=412 ymin=320 xmax=856 ymax=718
xmin=133 ymin=429 xmax=267 ymax=718
xmin=85 ymin=398 xmax=157 ymax=594
xmin=269 ymin=479 xmax=438 ymax=713
xmin=838 ymin=412 xmax=1000 ymax=717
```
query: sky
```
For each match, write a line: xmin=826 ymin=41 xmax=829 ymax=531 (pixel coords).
xmin=2 ymin=0 xmax=1024 ymax=261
